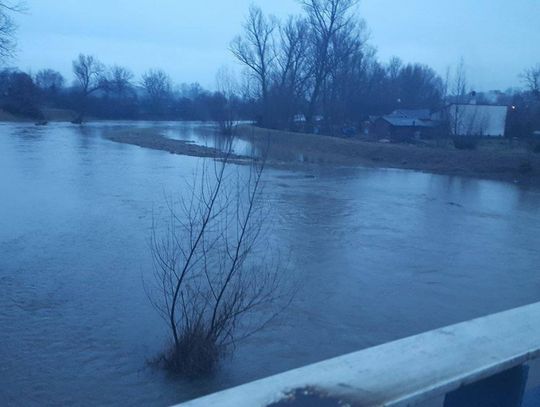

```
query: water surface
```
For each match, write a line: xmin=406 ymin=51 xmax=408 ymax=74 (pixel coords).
xmin=1 ymin=122 xmax=540 ymax=406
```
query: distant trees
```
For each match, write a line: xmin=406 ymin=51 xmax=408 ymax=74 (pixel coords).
xmin=231 ymin=5 xmax=277 ymax=126
xmin=300 ymin=0 xmax=360 ymax=130
xmin=522 ymin=65 xmax=540 ymax=100
xmin=72 ymin=54 xmax=105 ymax=122
xmin=507 ymin=92 xmax=540 ymax=139
xmin=141 ymin=69 xmax=172 ymax=118
xmin=214 ymin=66 xmax=239 ymax=134
xmin=98 ymin=65 xmax=138 ymax=118
xmin=73 ymin=54 xmax=105 ymax=96
xmin=231 ymin=0 xmax=367 ymax=131
xmin=103 ymin=65 xmax=134 ymax=97
xmin=0 ymin=69 xmax=42 ymax=118
xmin=35 ymin=69 xmax=65 ymax=104
xmin=35 ymin=69 xmax=65 ymax=93
xmin=4 ymin=53 xmax=255 ymax=123
xmin=394 ymin=64 xmax=443 ymax=109
xmin=0 ymin=1 xmax=23 ymax=62
xmin=270 ymin=16 xmax=309 ymax=129
xmin=506 ymin=64 xmax=540 ymax=138
xmin=231 ymin=0 xmax=445 ymax=135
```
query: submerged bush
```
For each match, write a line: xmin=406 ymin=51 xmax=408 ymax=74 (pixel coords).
xmin=147 ymin=155 xmax=286 ymax=379
xmin=161 ymin=325 xmax=224 ymax=378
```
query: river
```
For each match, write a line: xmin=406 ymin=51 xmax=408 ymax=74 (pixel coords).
xmin=1 ymin=122 xmax=540 ymax=406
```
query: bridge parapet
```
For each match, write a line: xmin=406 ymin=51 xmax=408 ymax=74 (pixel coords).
xmin=176 ymin=302 xmax=540 ymax=406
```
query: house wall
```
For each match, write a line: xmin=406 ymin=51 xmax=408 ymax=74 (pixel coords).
xmin=372 ymin=119 xmax=392 ymax=138
xmin=446 ymin=105 xmax=508 ymax=137
xmin=372 ymin=119 xmax=437 ymax=141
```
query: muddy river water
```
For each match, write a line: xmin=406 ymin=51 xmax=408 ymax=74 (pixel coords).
xmin=1 ymin=122 xmax=540 ymax=406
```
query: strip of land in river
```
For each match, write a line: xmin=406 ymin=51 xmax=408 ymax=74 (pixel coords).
xmin=105 ymin=128 xmax=247 ymax=160
xmin=100 ymin=124 xmax=540 ymax=187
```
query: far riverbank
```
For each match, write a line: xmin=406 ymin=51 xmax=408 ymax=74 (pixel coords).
xmin=236 ymin=126 xmax=540 ymax=187
xmin=96 ymin=123 xmax=540 ymax=187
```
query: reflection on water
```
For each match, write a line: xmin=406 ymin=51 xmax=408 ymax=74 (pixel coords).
xmin=1 ymin=122 xmax=540 ymax=406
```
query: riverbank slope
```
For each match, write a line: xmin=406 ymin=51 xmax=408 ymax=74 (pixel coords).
xmin=236 ymin=126 xmax=540 ymax=186
xmin=99 ymin=123 xmax=540 ymax=187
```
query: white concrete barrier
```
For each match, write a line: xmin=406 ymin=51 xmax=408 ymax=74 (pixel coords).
xmin=175 ymin=302 xmax=540 ymax=406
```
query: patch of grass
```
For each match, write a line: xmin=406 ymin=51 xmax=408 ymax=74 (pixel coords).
xmin=518 ymin=161 xmax=534 ymax=174
xmin=453 ymin=136 xmax=479 ymax=150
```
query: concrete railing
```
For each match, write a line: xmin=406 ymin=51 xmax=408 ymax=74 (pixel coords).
xmin=176 ymin=302 xmax=540 ymax=406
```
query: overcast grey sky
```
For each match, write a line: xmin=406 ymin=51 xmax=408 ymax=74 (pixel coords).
xmin=13 ymin=0 xmax=540 ymax=91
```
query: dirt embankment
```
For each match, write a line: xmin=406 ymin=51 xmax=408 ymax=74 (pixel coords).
xmin=100 ymin=123 xmax=540 ymax=186
xmin=236 ymin=126 xmax=540 ymax=186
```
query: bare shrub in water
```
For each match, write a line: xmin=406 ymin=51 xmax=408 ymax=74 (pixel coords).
xmin=147 ymin=146 xmax=286 ymax=378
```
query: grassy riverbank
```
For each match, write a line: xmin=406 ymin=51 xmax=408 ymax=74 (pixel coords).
xmin=236 ymin=126 xmax=540 ymax=186
xmin=99 ymin=123 xmax=540 ymax=187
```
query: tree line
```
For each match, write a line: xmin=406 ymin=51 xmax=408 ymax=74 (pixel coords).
xmin=0 ymin=0 xmax=539 ymax=138
xmin=231 ymin=1 xmax=445 ymax=133
xmin=0 ymin=55 xmax=254 ymax=123
xmin=231 ymin=0 xmax=540 ymax=137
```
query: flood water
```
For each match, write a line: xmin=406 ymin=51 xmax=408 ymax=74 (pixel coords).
xmin=1 ymin=122 xmax=540 ymax=406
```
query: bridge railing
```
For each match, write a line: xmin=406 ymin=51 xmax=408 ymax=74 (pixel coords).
xmin=176 ymin=302 xmax=540 ymax=407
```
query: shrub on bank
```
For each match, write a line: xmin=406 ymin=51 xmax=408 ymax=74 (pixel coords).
xmin=518 ymin=161 xmax=534 ymax=174
xmin=529 ymin=142 xmax=540 ymax=154
xmin=453 ymin=136 xmax=479 ymax=150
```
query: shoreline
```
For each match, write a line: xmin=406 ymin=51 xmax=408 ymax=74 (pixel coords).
xmin=8 ymin=119 xmax=537 ymax=187
xmin=235 ymin=126 xmax=540 ymax=187
xmin=104 ymin=128 xmax=247 ymax=160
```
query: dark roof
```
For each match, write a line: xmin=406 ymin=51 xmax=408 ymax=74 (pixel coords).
xmin=377 ymin=116 xmax=439 ymax=128
xmin=392 ymin=109 xmax=431 ymax=120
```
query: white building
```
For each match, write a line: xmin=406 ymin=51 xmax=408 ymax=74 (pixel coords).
xmin=434 ymin=104 xmax=509 ymax=137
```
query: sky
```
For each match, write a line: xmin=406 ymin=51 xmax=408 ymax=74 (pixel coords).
xmin=11 ymin=0 xmax=540 ymax=91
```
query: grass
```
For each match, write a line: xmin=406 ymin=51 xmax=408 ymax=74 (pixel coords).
xmin=235 ymin=125 xmax=540 ymax=186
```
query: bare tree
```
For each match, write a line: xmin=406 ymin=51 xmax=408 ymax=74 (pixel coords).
xmin=103 ymin=65 xmax=134 ymax=97
xmin=276 ymin=17 xmax=309 ymax=94
xmin=0 ymin=1 xmax=24 ymax=62
xmin=300 ymin=0 xmax=359 ymax=129
xmin=231 ymin=5 xmax=277 ymax=126
xmin=141 ymin=69 xmax=172 ymax=118
xmin=448 ymin=58 xmax=469 ymax=136
xmin=215 ymin=66 xmax=239 ymax=135
xmin=72 ymin=54 xmax=105 ymax=123
xmin=522 ymin=65 xmax=540 ymax=100
xmin=147 ymin=151 xmax=286 ymax=377
xmin=271 ymin=16 xmax=310 ymax=129
xmin=395 ymin=63 xmax=444 ymax=109
xmin=321 ymin=17 xmax=368 ymax=133
xmin=35 ymin=69 xmax=65 ymax=94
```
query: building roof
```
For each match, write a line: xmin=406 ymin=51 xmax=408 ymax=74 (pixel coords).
xmin=378 ymin=116 xmax=438 ymax=128
xmin=391 ymin=109 xmax=432 ymax=120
